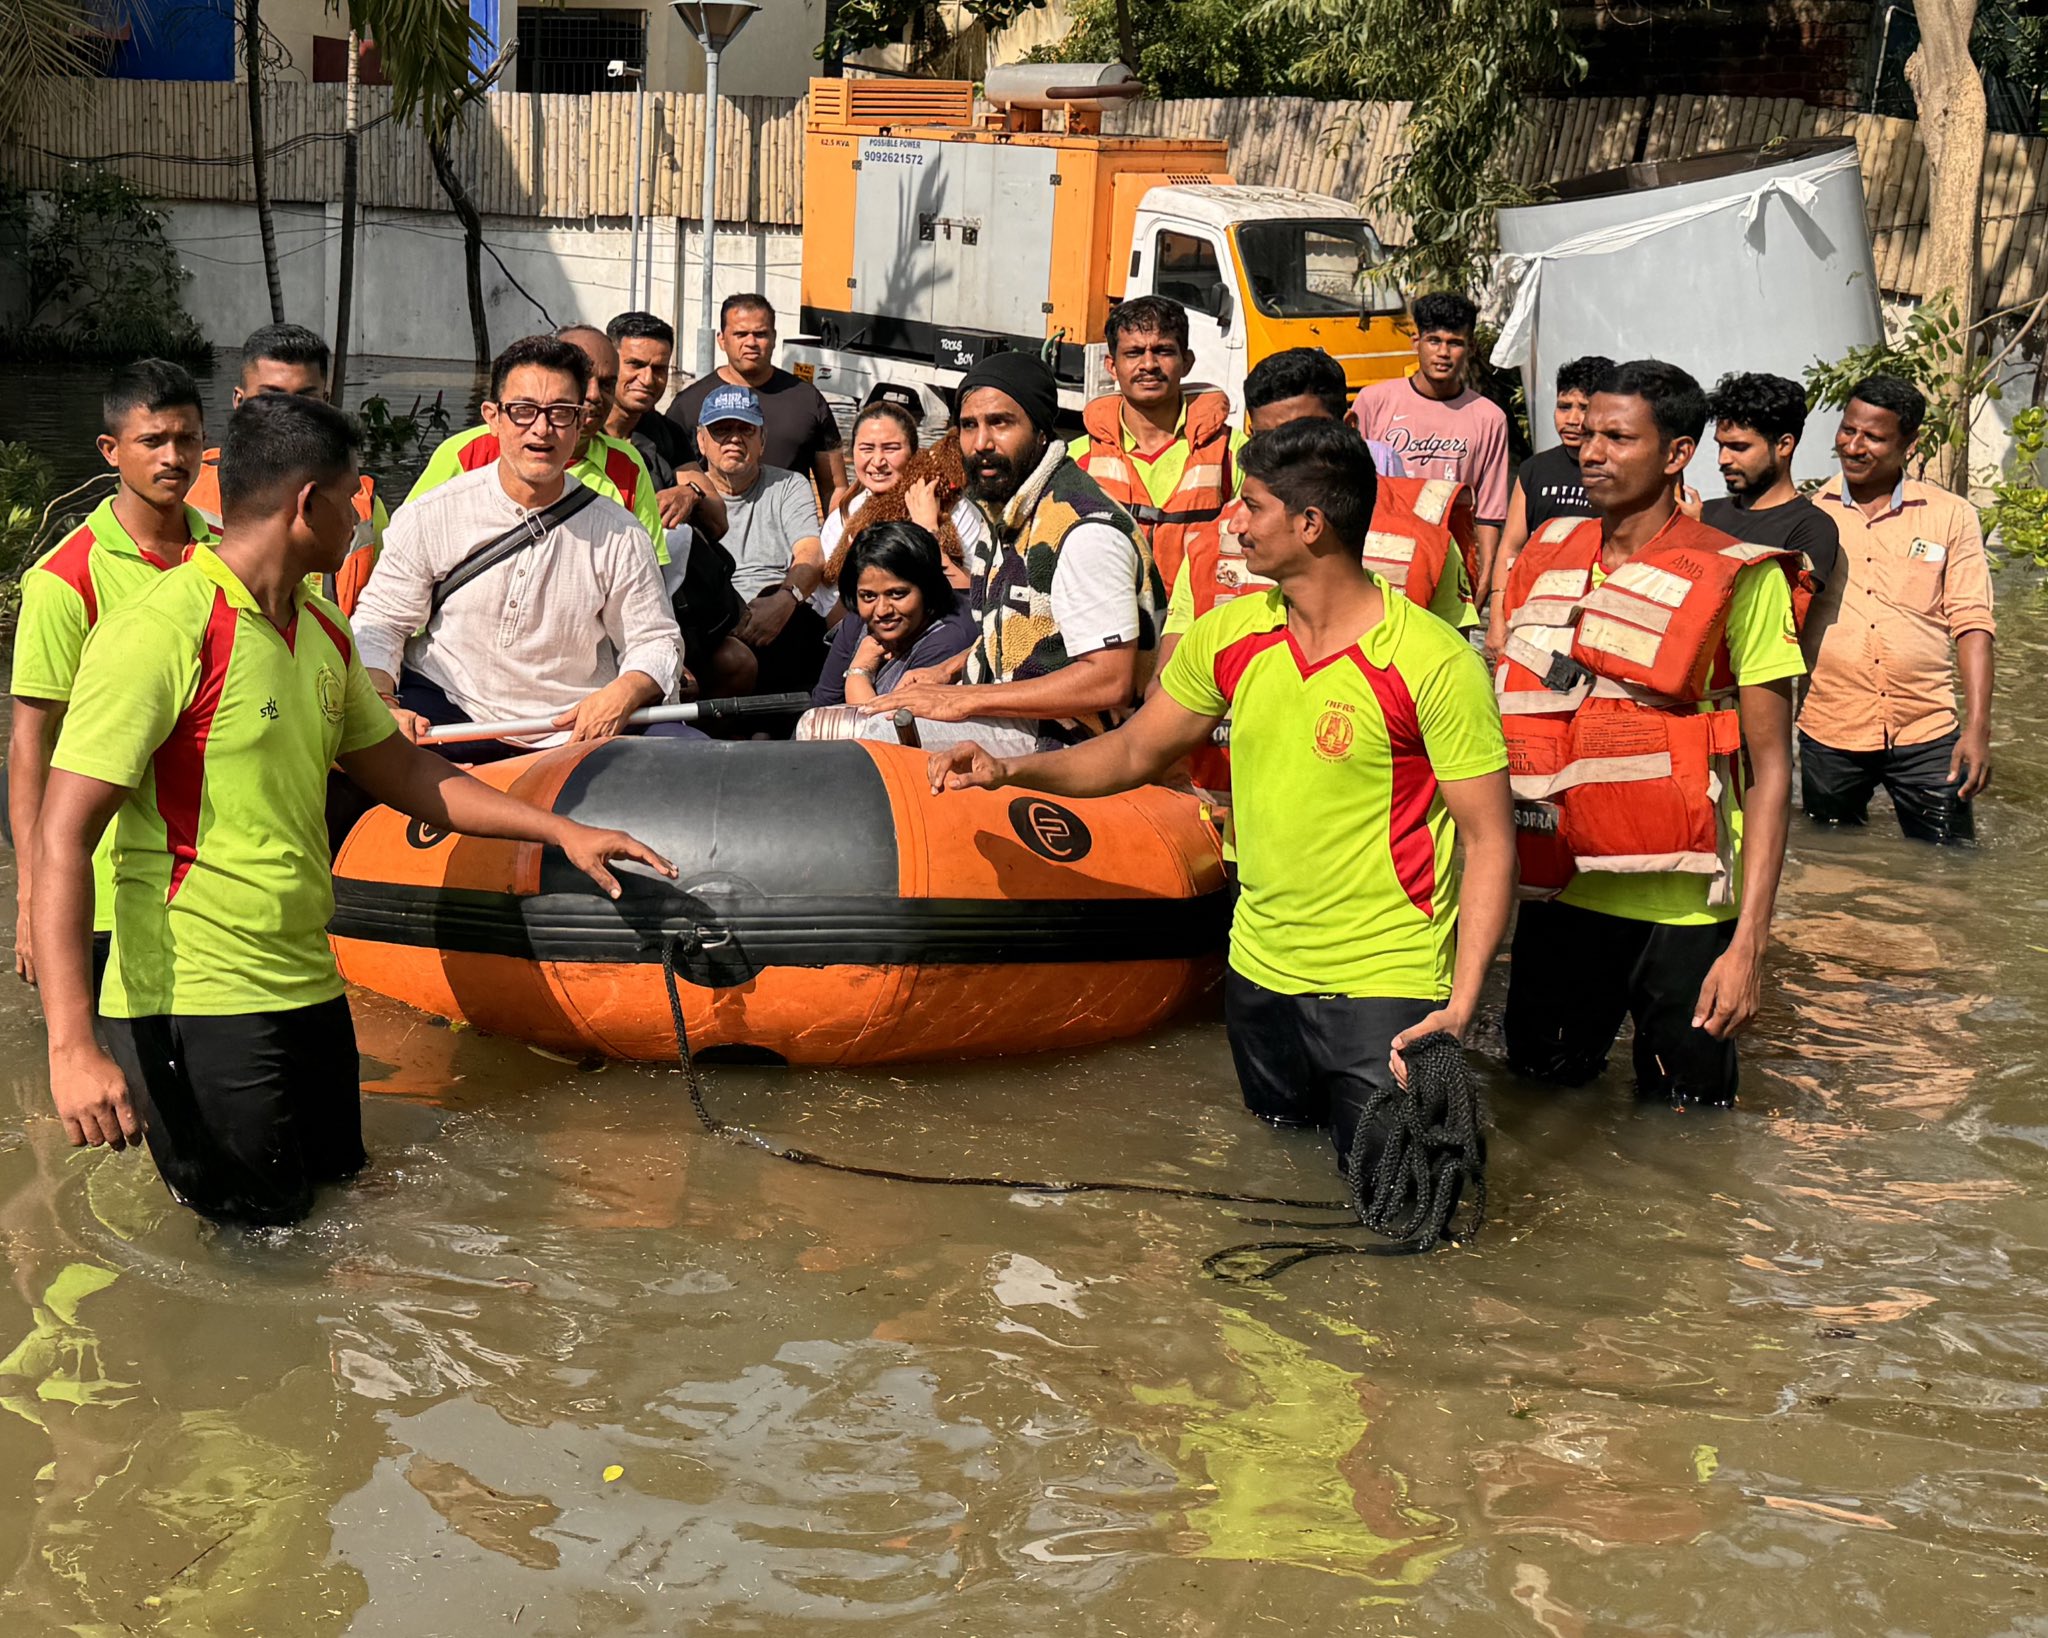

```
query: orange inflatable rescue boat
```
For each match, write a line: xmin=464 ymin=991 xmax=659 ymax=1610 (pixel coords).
xmin=331 ymin=738 xmax=1228 ymax=1065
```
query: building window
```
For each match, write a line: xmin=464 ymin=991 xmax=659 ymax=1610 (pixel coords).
xmin=515 ymin=6 xmax=646 ymax=95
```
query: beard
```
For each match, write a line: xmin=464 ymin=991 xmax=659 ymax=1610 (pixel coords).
xmin=965 ymin=445 xmax=1032 ymax=505
xmin=1723 ymin=460 xmax=1780 ymax=501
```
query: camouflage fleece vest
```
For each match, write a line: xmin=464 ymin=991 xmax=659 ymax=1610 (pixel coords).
xmin=966 ymin=443 xmax=1162 ymax=738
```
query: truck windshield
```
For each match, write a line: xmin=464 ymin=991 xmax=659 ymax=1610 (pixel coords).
xmin=1234 ymin=220 xmax=1398 ymax=319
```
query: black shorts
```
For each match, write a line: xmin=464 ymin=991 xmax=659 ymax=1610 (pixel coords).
xmin=1223 ymin=969 xmax=1435 ymax=1163
xmin=1799 ymin=730 xmax=1974 ymax=845
xmin=1503 ymin=898 xmax=1738 ymax=1107
xmin=102 ymin=995 xmax=365 ymax=1227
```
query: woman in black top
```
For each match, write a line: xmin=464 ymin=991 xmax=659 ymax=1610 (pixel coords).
xmin=811 ymin=522 xmax=978 ymax=708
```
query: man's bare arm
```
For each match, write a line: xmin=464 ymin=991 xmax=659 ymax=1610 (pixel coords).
xmin=874 ymin=646 xmax=1139 ymax=726
xmin=8 ymin=697 xmax=64 ymax=984
xmin=1694 ymin=677 xmax=1795 ymax=1038
xmin=927 ymin=686 xmax=1220 ymax=798
xmin=1391 ymin=770 xmax=1515 ymax=1074
xmin=32 ymin=770 xmax=141 ymax=1148
xmin=337 ymin=733 xmax=676 ymax=899
xmin=1951 ymin=629 xmax=1994 ymax=800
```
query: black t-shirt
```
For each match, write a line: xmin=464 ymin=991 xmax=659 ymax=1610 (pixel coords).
xmin=627 ymin=408 xmax=693 ymax=488
xmin=1702 ymin=494 xmax=1842 ymax=592
xmin=665 ymin=366 xmax=842 ymax=483
xmin=1515 ymin=444 xmax=1593 ymax=528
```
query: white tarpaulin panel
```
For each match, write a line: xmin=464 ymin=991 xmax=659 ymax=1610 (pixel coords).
xmin=1491 ymin=141 xmax=1882 ymax=489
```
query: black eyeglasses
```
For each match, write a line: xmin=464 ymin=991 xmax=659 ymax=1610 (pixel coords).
xmin=496 ymin=401 xmax=583 ymax=429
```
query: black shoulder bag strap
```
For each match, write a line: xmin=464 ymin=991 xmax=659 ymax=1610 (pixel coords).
xmin=428 ymin=483 xmax=602 ymax=618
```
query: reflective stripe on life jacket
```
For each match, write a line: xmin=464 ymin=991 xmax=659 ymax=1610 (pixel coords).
xmin=1358 ymin=476 xmax=1475 ymax=612
xmin=1494 ymin=513 xmax=1799 ymax=903
xmin=1075 ymin=391 xmax=1234 ymax=594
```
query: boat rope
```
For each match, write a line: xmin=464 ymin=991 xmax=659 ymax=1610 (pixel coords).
xmin=659 ymin=933 xmax=1485 ymax=1276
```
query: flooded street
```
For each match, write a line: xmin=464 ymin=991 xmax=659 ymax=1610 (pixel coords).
xmin=4 ymin=371 xmax=2047 ymax=1632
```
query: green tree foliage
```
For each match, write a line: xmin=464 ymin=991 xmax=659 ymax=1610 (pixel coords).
xmin=0 ymin=0 xmax=122 ymax=134
xmin=1256 ymin=0 xmax=1583 ymax=292
xmin=1028 ymin=0 xmax=1312 ymax=98
xmin=823 ymin=0 xmax=1050 ymax=63
xmin=1983 ymin=404 xmax=2048 ymax=565
xmin=0 ymin=175 xmax=206 ymax=361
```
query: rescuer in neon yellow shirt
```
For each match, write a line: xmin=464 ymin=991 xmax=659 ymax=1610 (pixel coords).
xmin=32 ymin=394 xmax=677 ymax=1227
xmin=928 ymin=419 xmax=1515 ymax=1178
xmin=8 ymin=360 xmax=213 ymax=995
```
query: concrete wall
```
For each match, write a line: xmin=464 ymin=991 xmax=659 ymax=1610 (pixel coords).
xmin=160 ymin=199 xmax=802 ymax=374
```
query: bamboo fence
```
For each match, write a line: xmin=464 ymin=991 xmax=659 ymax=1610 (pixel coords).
xmin=3 ymin=80 xmax=2043 ymax=308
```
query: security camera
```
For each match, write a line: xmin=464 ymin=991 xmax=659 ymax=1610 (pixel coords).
xmin=607 ymin=58 xmax=627 ymax=77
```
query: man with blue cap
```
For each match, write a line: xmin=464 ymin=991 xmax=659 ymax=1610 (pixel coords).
xmin=695 ymin=380 xmax=828 ymax=696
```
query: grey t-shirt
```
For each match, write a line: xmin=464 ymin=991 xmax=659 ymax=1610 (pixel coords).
xmin=722 ymin=465 xmax=823 ymax=600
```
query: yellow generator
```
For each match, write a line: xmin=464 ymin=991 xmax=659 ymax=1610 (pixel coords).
xmin=785 ymin=66 xmax=1413 ymax=424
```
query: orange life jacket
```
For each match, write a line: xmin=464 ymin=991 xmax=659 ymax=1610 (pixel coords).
xmin=1358 ymin=476 xmax=1476 ymax=613
xmin=189 ymin=448 xmax=382 ymax=615
xmin=1075 ymin=391 xmax=1234 ymax=594
xmin=1494 ymin=513 xmax=1800 ymax=903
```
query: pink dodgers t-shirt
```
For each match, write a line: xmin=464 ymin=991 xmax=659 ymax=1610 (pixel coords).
xmin=1351 ymin=376 xmax=1510 ymax=525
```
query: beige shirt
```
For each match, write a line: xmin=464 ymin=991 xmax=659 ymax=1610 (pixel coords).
xmin=355 ymin=463 xmax=682 ymax=745
xmin=1799 ymin=475 xmax=1995 ymax=752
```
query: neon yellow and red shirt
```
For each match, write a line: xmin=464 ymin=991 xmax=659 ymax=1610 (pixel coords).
xmin=50 ymin=546 xmax=397 ymax=1017
xmin=407 ymin=425 xmax=667 ymax=561
xmin=10 ymin=496 xmax=216 ymax=933
xmin=1161 ymin=581 xmax=1507 ymax=1000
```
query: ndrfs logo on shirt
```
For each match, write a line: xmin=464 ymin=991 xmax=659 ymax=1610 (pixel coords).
xmin=1313 ymin=702 xmax=1356 ymax=762
xmin=317 ymin=665 xmax=346 ymax=723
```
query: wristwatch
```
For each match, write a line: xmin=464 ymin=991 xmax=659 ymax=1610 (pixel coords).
xmin=783 ymin=584 xmax=806 ymax=604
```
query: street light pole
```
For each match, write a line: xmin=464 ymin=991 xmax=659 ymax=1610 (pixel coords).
xmin=673 ymin=0 xmax=761 ymax=376
xmin=628 ymin=69 xmax=647 ymax=310
xmin=609 ymin=58 xmax=649 ymax=311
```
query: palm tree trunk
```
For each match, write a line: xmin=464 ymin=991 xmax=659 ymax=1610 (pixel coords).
xmin=241 ymin=0 xmax=285 ymax=323
xmin=332 ymin=30 xmax=361 ymax=402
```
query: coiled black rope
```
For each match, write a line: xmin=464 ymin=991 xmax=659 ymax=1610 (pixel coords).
xmin=1346 ymin=1032 xmax=1486 ymax=1251
xmin=1202 ymin=1036 xmax=1486 ymax=1282
xmin=659 ymin=934 xmax=1351 ymax=1213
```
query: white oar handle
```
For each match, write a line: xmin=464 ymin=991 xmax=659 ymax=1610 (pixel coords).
xmin=417 ymin=692 xmax=812 ymax=746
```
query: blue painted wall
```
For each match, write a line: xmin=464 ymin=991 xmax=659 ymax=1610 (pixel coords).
xmin=107 ymin=0 xmax=236 ymax=81
xmin=469 ymin=0 xmax=501 ymax=75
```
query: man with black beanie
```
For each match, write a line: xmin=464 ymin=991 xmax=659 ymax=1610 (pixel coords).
xmin=866 ymin=351 xmax=1162 ymax=748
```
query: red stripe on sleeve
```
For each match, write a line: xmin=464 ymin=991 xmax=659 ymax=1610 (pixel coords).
xmin=1210 ymin=629 xmax=1286 ymax=704
xmin=306 ymin=601 xmax=352 ymax=666
xmin=41 ymin=526 xmax=99 ymax=627
xmin=154 ymin=589 xmax=238 ymax=903
xmin=458 ymin=434 xmax=500 ymax=471
xmin=1355 ymin=654 xmax=1439 ymax=916
xmin=605 ymin=445 xmax=640 ymax=508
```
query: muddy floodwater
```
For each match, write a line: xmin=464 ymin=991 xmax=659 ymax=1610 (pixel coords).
xmin=4 ymin=373 xmax=2048 ymax=1633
